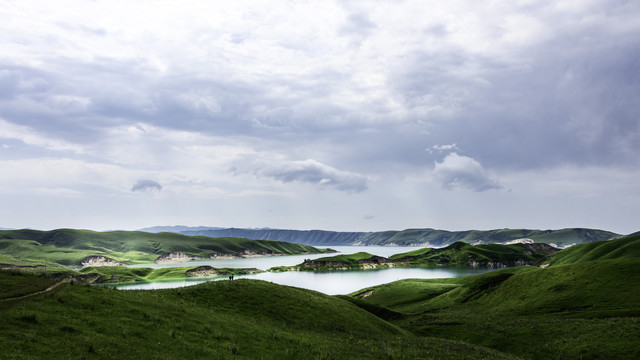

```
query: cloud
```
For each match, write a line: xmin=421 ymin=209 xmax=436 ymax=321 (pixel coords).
xmin=0 ymin=118 xmax=84 ymax=153
xmin=234 ymin=157 xmax=367 ymax=193
xmin=428 ymin=143 xmax=459 ymax=153
xmin=339 ymin=11 xmax=377 ymax=47
xmin=433 ymin=152 xmax=502 ymax=192
xmin=131 ymin=180 xmax=163 ymax=192
xmin=0 ymin=1 xmax=638 ymax=233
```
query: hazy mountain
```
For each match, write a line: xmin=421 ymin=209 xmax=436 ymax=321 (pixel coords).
xmin=174 ymin=227 xmax=621 ymax=247
xmin=139 ymin=225 xmax=224 ymax=233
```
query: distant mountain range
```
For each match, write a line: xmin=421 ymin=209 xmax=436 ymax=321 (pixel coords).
xmin=139 ymin=226 xmax=622 ymax=247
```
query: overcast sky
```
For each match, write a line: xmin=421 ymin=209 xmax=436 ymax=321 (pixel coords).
xmin=0 ymin=0 xmax=638 ymax=234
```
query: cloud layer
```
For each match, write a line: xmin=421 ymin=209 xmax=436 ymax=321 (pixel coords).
xmin=0 ymin=1 xmax=638 ymax=233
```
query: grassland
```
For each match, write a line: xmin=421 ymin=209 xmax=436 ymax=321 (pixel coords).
xmin=347 ymin=234 xmax=640 ymax=359
xmin=0 ymin=228 xmax=332 ymax=266
xmin=2 ymin=231 xmax=638 ymax=359
xmin=0 ymin=272 xmax=516 ymax=359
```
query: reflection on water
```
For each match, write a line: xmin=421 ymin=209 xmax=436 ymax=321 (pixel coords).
xmin=115 ymin=266 xmax=495 ymax=295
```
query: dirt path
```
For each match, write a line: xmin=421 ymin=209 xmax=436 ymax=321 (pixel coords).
xmin=1 ymin=279 xmax=70 ymax=302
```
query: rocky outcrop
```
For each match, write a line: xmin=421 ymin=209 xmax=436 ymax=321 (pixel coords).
xmin=469 ymin=260 xmax=535 ymax=268
xmin=209 ymin=253 xmax=241 ymax=259
xmin=81 ymin=256 xmax=123 ymax=267
xmin=154 ymin=252 xmax=204 ymax=264
xmin=185 ymin=266 xmax=263 ymax=277
xmin=522 ymin=243 xmax=558 ymax=255
xmin=185 ymin=266 xmax=219 ymax=277
xmin=505 ymin=238 xmax=534 ymax=245
xmin=354 ymin=289 xmax=374 ymax=298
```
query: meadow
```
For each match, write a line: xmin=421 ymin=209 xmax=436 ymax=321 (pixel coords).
xmin=0 ymin=228 xmax=330 ymax=266
xmin=1 ymin=232 xmax=638 ymax=358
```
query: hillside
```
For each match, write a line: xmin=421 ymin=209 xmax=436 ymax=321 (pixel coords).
xmin=544 ymin=233 xmax=640 ymax=266
xmin=270 ymin=242 xmax=558 ymax=272
xmin=390 ymin=242 xmax=558 ymax=266
xmin=0 ymin=229 xmax=332 ymax=267
xmin=347 ymin=234 xmax=640 ymax=359
xmin=177 ymin=226 xmax=620 ymax=247
xmin=0 ymin=272 xmax=515 ymax=359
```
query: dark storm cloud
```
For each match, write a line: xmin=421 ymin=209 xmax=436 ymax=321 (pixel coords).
xmin=131 ymin=179 xmax=162 ymax=192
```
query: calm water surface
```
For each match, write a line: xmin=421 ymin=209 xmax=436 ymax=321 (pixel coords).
xmin=117 ymin=246 xmax=496 ymax=295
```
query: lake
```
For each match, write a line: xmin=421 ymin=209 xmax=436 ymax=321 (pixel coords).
xmin=116 ymin=246 xmax=498 ymax=294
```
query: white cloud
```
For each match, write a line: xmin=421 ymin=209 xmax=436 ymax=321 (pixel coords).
xmin=433 ymin=152 xmax=503 ymax=192
xmin=0 ymin=118 xmax=84 ymax=153
xmin=429 ymin=143 xmax=459 ymax=153
xmin=234 ymin=157 xmax=367 ymax=193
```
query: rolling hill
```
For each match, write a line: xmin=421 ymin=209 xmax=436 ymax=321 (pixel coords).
xmin=0 ymin=228 xmax=332 ymax=267
xmin=0 ymin=272 xmax=515 ymax=359
xmin=346 ymin=234 xmax=640 ymax=359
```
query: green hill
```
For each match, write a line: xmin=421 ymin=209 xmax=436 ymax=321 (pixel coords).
xmin=545 ymin=233 xmax=640 ymax=266
xmin=347 ymin=234 xmax=640 ymax=359
xmin=273 ymin=242 xmax=559 ymax=271
xmin=390 ymin=242 xmax=558 ymax=266
xmin=0 ymin=229 xmax=331 ymax=266
xmin=0 ymin=271 xmax=515 ymax=359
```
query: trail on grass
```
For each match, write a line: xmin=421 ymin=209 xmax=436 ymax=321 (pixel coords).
xmin=1 ymin=279 xmax=70 ymax=302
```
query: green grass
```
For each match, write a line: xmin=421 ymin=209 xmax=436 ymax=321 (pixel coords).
xmin=348 ymin=235 xmax=640 ymax=359
xmin=0 ymin=271 xmax=516 ymax=359
xmin=311 ymin=252 xmax=377 ymax=264
xmin=0 ymin=228 xmax=331 ymax=266
xmin=0 ymin=270 xmax=60 ymax=300
xmin=390 ymin=242 xmax=554 ymax=266
xmin=547 ymin=233 xmax=640 ymax=266
xmin=388 ymin=247 xmax=432 ymax=260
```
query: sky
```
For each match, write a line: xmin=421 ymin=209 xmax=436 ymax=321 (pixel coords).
xmin=0 ymin=0 xmax=638 ymax=234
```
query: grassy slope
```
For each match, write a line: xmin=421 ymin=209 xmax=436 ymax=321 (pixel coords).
xmin=310 ymin=252 xmax=377 ymax=265
xmin=0 ymin=272 xmax=515 ymax=360
xmin=0 ymin=229 xmax=330 ymax=266
xmin=349 ymin=235 xmax=640 ymax=359
xmin=389 ymin=242 xmax=553 ymax=265
xmin=286 ymin=242 xmax=555 ymax=271
xmin=546 ymin=233 xmax=640 ymax=265
xmin=0 ymin=270 xmax=60 ymax=300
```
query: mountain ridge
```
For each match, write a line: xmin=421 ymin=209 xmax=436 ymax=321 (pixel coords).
xmin=146 ymin=226 xmax=622 ymax=247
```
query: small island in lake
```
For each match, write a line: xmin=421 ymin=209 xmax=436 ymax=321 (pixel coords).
xmin=269 ymin=241 xmax=559 ymax=272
